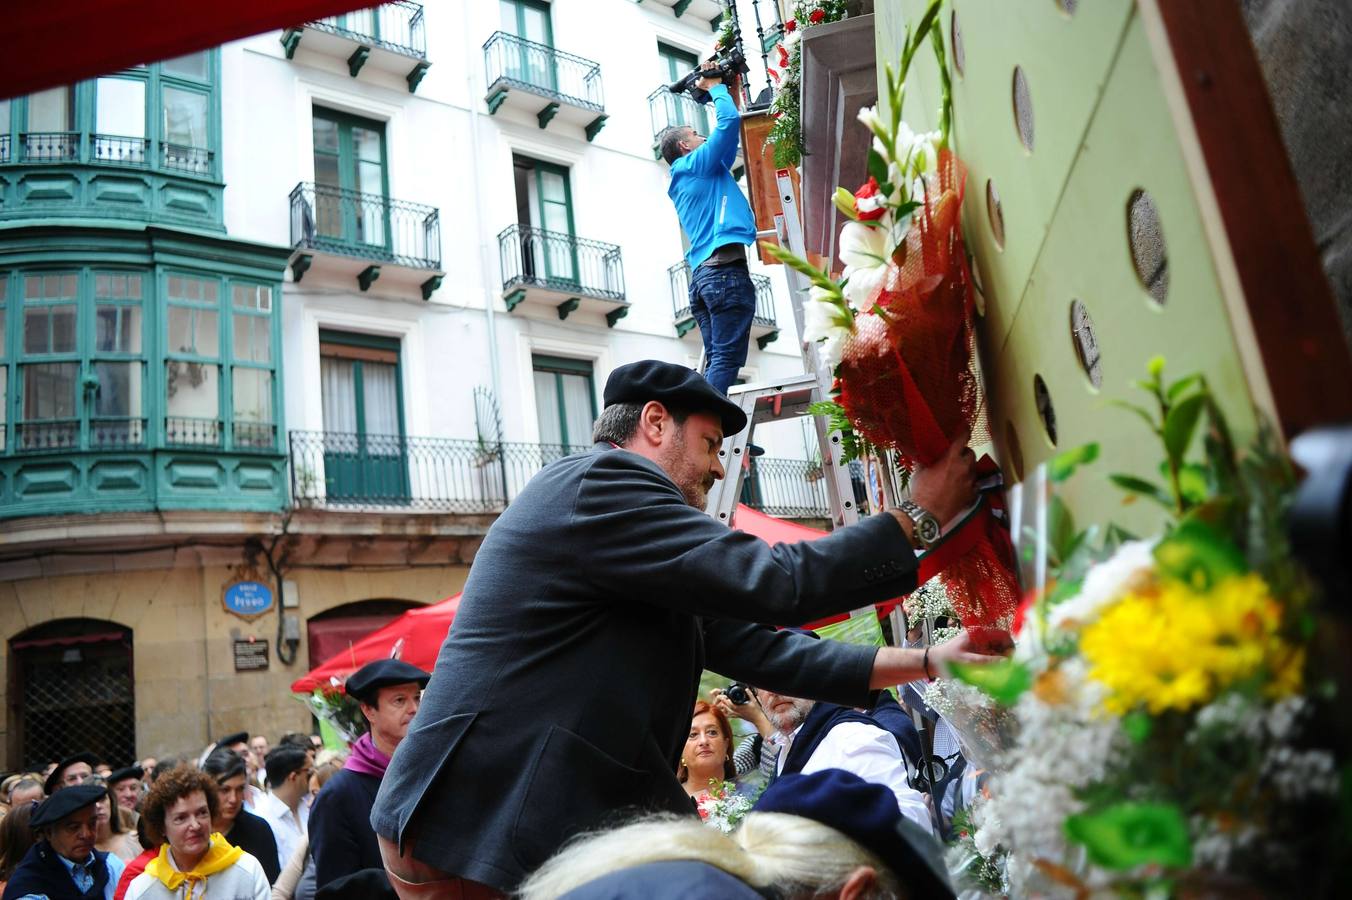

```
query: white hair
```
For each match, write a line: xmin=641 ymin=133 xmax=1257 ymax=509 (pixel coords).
xmin=516 ymin=812 xmax=904 ymax=900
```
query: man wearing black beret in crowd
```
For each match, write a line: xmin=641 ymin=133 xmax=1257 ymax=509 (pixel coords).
xmin=309 ymin=659 xmax=429 ymax=892
xmin=107 ymin=767 xmax=144 ymax=816
xmin=43 ymin=753 xmax=99 ymax=796
xmin=3 ymin=784 xmax=126 ymax=900
xmin=371 ymin=360 xmax=1008 ymax=898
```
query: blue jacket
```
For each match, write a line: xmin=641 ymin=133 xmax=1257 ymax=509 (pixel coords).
xmin=667 ymin=84 xmax=758 ymax=270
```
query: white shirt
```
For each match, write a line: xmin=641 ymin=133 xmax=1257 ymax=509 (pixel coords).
xmin=776 ymin=721 xmax=934 ymax=834
xmin=252 ymin=790 xmax=309 ymax=874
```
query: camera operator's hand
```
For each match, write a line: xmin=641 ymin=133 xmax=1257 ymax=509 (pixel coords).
xmin=710 ymin=688 xmax=774 ymax=740
xmin=695 ymin=59 xmax=722 ymax=92
xmin=908 ymin=429 xmax=978 ymax=526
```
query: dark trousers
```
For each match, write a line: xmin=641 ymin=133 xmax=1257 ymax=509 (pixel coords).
xmin=688 ymin=262 xmax=756 ymax=395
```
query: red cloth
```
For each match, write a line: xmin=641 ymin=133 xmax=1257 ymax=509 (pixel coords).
xmin=113 ymin=848 xmax=157 ymax=900
xmin=1 ymin=1 xmax=374 ymax=100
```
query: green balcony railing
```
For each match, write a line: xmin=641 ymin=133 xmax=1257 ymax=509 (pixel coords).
xmin=483 ymin=31 xmax=604 ymax=112
xmin=668 ymin=261 xmax=777 ymax=333
xmin=309 ymin=1 xmax=428 ymax=58
xmin=498 ymin=224 xmax=625 ymax=301
xmin=647 ymin=86 xmax=713 ymax=154
xmin=8 ymin=131 xmax=215 ymax=179
xmin=290 ymin=182 xmax=441 ymax=269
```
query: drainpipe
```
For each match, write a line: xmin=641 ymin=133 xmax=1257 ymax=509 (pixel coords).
xmin=460 ymin=0 xmax=503 ymax=401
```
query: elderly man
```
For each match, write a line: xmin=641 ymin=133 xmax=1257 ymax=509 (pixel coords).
xmin=107 ymin=766 xmax=143 ymax=815
xmin=43 ymin=753 xmax=99 ymax=796
xmin=310 ymin=659 xmax=429 ymax=891
xmin=2 ymin=784 xmax=126 ymax=900
xmin=372 ymin=361 xmax=1002 ymax=898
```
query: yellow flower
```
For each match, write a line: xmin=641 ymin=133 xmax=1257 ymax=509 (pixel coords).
xmin=1077 ymin=574 xmax=1301 ymax=716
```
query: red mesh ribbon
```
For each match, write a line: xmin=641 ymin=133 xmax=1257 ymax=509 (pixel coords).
xmin=837 ymin=152 xmax=1018 ymax=630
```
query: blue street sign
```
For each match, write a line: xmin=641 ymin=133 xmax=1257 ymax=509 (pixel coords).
xmin=223 ymin=580 xmax=274 ymax=618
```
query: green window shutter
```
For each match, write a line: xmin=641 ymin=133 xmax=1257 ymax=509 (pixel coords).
xmin=532 ymin=354 xmax=595 ymax=450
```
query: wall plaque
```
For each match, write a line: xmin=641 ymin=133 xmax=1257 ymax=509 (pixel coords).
xmin=223 ymin=580 xmax=274 ymax=620
xmin=233 ymin=639 xmax=269 ymax=672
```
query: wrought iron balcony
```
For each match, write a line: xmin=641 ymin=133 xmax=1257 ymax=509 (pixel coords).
xmin=9 ymin=131 xmax=217 ymax=180
xmin=647 ymin=87 xmax=713 ymax=158
xmin=740 ymin=456 xmax=836 ymax=520
xmin=0 ymin=134 xmax=11 ymax=164
xmin=483 ymin=32 xmax=607 ymax=141
xmin=668 ymin=260 xmax=779 ymax=348
xmin=289 ymin=182 xmax=443 ymax=295
xmin=498 ymin=224 xmax=628 ymax=327
xmin=18 ymin=132 xmax=79 ymax=162
xmin=281 ymin=1 xmax=431 ymax=92
xmin=289 ymin=430 xmax=591 ymax=512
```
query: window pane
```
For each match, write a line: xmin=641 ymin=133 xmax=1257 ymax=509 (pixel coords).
xmin=559 ymin=372 xmax=594 ymax=449
xmin=24 ymin=273 xmax=77 ymax=300
xmin=321 ymin=356 xmax=358 ymax=433
xmin=362 ymin=362 xmax=400 ymax=437
xmin=22 ymin=362 xmax=77 ymax=419
xmin=313 ymin=116 xmax=339 ymax=153
xmin=167 ymin=306 xmax=218 ymax=358
xmin=533 ymin=370 xmax=562 ymax=446
xmin=233 ymin=314 xmax=270 ymax=364
xmin=163 ymin=87 xmax=207 ymax=148
xmin=96 ymin=305 xmax=142 ymax=353
xmin=96 ymin=78 xmax=146 ymax=137
xmin=167 ymin=275 xmax=219 ymax=304
xmin=233 ymin=368 xmax=273 ymax=423
xmin=93 ymin=361 xmax=142 ymax=418
xmin=23 ymin=305 xmax=77 ymax=354
xmin=162 ymin=51 xmax=208 ymax=80
xmin=28 ymin=87 xmax=74 ymax=132
xmin=0 ymin=368 xmax=6 ymax=450
xmin=95 ymin=273 xmax=142 ymax=299
xmin=232 ymin=284 xmax=271 ymax=311
xmin=165 ymin=360 xmax=219 ymax=418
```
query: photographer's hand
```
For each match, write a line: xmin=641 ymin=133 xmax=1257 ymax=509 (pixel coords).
xmin=695 ymin=59 xmax=722 ymax=92
xmin=710 ymin=689 xmax=774 ymax=739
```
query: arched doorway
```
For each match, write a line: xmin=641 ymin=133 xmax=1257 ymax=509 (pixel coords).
xmin=9 ymin=619 xmax=135 ymax=769
xmin=306 ymin=599 xmax=422 ymax=671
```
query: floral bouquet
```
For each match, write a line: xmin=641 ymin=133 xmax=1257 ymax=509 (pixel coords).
xmin=697 ymin=779 xmax=756 ymax=834
xmin=766 ymin=0 xmax=1019 ymax=633
xmin=945 ymin=362 xmax=1343 ymax=897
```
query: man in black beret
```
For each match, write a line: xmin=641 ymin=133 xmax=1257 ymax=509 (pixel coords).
xmin=3 ymin=783 xmax=126 ymax=899
xmin=372 ymin=360 xmax=1004 ymax=897
xmin=43 ymin=752 xmax=99 ymax=796
xmin=310 ymin=660 xmax=429 ymax=892
xmin=107 ymin=765 xmax=143 ymax=814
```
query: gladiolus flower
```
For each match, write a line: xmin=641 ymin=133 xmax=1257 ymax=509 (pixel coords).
xmin=785 ymin=19 xmax=797 ymax=32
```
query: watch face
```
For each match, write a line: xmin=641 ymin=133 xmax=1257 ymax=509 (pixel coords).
xmin=918 ymin=517 xmax=941 ymax=544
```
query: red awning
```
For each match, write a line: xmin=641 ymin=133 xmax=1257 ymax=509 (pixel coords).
xmin=1 ymin=1 xmax=374 ymax=100
xmin=11 ymin=630 xmax=129 ymax=651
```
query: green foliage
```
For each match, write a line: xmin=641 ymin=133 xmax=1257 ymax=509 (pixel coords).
xmin=807 ymin=400 xmax=870 ymax=462
xmin=1064 ymin=802 xmax=1193 ymax=870
xmin=948 ymin=658 xmax=1032 ymax=706
xmin=1049 ymin=442 xmax=1099 ymax=483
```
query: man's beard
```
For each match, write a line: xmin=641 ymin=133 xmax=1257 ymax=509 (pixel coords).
xmin=659 ymin=431 xmax=716 ymax=510
xmin=765 ymin=698 xmax=814 ymax=733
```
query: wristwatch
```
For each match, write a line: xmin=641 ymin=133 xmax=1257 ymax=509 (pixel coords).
xmin=899 ymin=499 xmax=942 ymax=549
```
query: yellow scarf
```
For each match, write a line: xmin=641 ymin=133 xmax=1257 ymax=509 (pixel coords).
xmin=145 ymin=833 xmax=243 ymax=900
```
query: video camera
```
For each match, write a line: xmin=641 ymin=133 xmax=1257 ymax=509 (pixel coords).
xmin=667 ymin=45 xmax=750 ymax=105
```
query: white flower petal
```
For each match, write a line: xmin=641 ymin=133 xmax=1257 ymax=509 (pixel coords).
xmin=838 ymin=220 xmax=890 ymax=272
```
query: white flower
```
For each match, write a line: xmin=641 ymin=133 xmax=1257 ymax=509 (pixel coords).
xmin=897 ymin=122 xmax=942 ymax=175
xmin=857 ymin=104 xmax=886 ymax=141
xmin=802 ymin=287 xmax=851 ymax=369
xmin=1048 ymin=539 xmax=1157 ymax=630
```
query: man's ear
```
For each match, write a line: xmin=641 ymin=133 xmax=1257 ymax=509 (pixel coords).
xmin=838 ymin=866 xmax=877 ymax=900
xmin=637 ymin=401 xmax=670 ymax=444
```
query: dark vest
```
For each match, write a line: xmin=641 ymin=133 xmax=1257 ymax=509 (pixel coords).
xmin=777 ymin=701 xmax=879 ymax=778
xmin=1 ymin=841 xmax=111 ymax=900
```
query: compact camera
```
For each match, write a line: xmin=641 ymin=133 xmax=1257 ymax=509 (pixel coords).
xmin=725 ymin=682 xmax=753 ymax=705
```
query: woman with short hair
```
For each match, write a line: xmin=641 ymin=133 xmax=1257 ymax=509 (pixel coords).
xmin=122 ymin=764 xmax=269 ymax=900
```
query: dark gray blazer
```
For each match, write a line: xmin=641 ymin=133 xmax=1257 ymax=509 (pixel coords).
xmin=370 ymin=444 xmax=919 ymax=892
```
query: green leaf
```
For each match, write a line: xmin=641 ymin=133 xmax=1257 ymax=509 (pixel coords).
xmin=1064 ymin=802 xmax=1192 ymax=870
xmin=1106 ymin=399 xmax=1159 ymax=434
xmin=1108 ymin=473 xmax=1173 ymax=509
xmin=867 ymin=147 xmax=889 ymax=186
xmin=1102 ymin=523 xmax=1139 ymax=554
xmin=1153 ymin=518 xmax=1247 ymax=590
xmin=1045 ymin=578 xmax=1083 ymax=610
xmin=1047 ymin=495 xmax=1079 ymax=565
xmin=832 ymin=186 xmax=860 ymax=221
xmin=1123 ymin=710 xmax=1153 ymax=743
xmin=947 ymin=658 xmax=1032 ymax=707
xmin=1175 ymin=462 xmax=1209 ymax=506
xmin=1165 ymin=373 xmax=1203 ymax=402
xmin=1163 ymin=393 xmax=1206 ymax=468
xmin=1049 ymin=442 xmax=1100 ymax=483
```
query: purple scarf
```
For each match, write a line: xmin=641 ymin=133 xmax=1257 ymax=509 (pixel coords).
xmin=344 ymin=733 xmax=391 ymax=778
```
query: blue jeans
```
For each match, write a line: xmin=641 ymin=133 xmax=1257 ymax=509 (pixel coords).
xmin=688 ymin=263 xmax=756 ymax=395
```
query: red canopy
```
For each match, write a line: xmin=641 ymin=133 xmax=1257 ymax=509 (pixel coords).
xmin=290 ymin=505 xmax=898 ymax=694
xmin=1 ymin=1 xmax=372 ymax=100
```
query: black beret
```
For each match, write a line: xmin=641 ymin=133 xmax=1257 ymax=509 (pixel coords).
xmin=344 ymin=659 xmax=431 ymax=705
xmin=43 ymin=752 xmax=99 ymax=796
xmin=602 ymin=361 xmax=747 ymax=437
xmin=108 ymin=766 xmax=143 ymax=785
xmin=216 ymin=731 xmax=249 ymax=748
xmin=31 ymin=783 xmax=105 ymax=828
